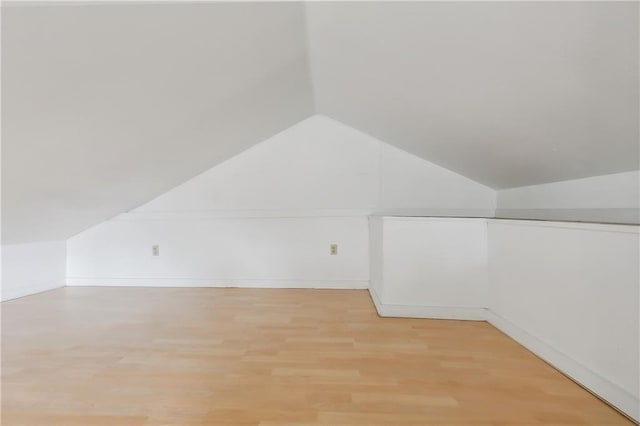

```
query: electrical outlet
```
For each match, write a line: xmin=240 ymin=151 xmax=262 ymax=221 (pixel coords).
xmin=330 ymin=244 xmax=338 ymax=255
xmin=152 ymin=245 xmax=160 ymax=256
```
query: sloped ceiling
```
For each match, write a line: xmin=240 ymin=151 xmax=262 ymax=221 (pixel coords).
xmin=307 ymin=1 xmax=639 ymax=189
xmin=2 ymin=1 xmax=638 ymax=244
xmin=2 ymin=2 xmax=314 ymax=244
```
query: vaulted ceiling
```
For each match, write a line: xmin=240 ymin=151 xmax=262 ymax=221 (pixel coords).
xmin=2 ymin=1 xmax=638 ymax=244
xmin=2 ymin=3 xmax=313 ymax=243
xmin=307 ymin=1 xmax=639 ymax=189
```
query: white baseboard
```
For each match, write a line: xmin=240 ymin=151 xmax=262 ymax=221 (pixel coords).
xmin=367 ymin=287 xmax=487 ymax=321
xmin=368 ymin=286 xmax=384 ymax=312
xmin=486 ymin=311 xmax=640 ymax=423
xmin=66 ymin=277 xmax=369 ymax=290
xmin=1 ymin=283 xmax=64 ymax=302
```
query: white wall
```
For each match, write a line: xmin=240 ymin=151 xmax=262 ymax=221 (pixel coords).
xmin=487 ymin=220 xmax=639 ymax=421
xmin=497 ymin=171 xmax=640 ymax=224
xmin=1 ymin=240 xmax=66 ymax=301
xmin=367 ymin=216 xmax=639 ymax=420
xmin=368 ymin=218 xmax=385 ymax=298
xmin=67 ymin=115 xmax=494 ymax=288
xmin=378 ymin=143 xmax=494 ymax=216
xmin=136 ymin=115 xmax=495 ymax=215
xmin=67 ymin=217 xmax=368 ymax=289
xmin=135 ymin=116 xmax=379 ymax=213
xmin=369 ymin=217 xmax=488 ymax=320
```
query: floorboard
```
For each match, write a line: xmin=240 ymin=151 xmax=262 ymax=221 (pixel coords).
xmin=1 ymin=287 xmax=633 ymax=425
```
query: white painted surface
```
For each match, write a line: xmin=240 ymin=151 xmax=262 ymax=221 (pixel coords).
xmin=498 ymin=171 xmax=640 ymax=209
xmin=136 ymin=115 xmax=495 ymax=215
xmin=67 ymin=116 xmax=493 ymax=287
xmin=368 ymin=284 xmax=486 ymax=321
xmin=2 ymin=3 xmax=314 ymax=244
xmin=496 ymin=171 xmax=640 ymax=223
xmin=1 ymin=241 xmax=66 ymax=302
xmin=488 ymin=220 xmax=640 ymax=421
xmin=368 ymin=217 xmax=488 ymax=320
xmin=377 ymin=142 xmax=494 ymax=215
xmin=368 ymin=217 xmax=385 ymax=298
xmin=382 ymin=218 xmax=488 ymax=307
xmin=367 ymin=216 xmax=640 ymax=419
xmin=67 ymin=217 xmax=369 ymax=288
xmin=8 ymin=2 xmax=635 ymax=244
xmin=136 ymin=116 xmax=379 ymax=212
xmin=307 ymin=1 xmax=639 ymax=188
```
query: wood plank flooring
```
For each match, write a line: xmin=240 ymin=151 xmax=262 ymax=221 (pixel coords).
xmin=1 ymin=287 xmax=633 ymax=425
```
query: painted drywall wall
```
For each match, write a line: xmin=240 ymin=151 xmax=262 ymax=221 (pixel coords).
xmin=377 ymin=143 xmax=494 ymax=216
xmin=496 ymin=171 xmax=640 ymax=224
xmin=368 ymin=218 xmax=384 ymax=298
xmin=67 ymin=217 xmax=368 ymax=289
xmin=134 ymin=115 xmax=495 ymax=215
xmin=67 ymin=115 xmax=493 ymax=287
xmin=487 ymin=220 xmax=639 ymax=421
xmin=368 ymin=217 xmax=488 ymax=320
xmin=134 ymin=116 xmax=379 ymax=213
xmin=367 ymin=215 xmax=639 ymax=420
xmin=1 ymin=240 xmax=66 ymax=301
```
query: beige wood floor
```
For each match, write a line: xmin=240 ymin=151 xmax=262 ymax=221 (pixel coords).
xmin=1 ymin=287 xmax=633 ymax=426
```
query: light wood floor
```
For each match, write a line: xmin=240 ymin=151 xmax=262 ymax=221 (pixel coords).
xmin=1 ymin=287 xmax=633 ymax=426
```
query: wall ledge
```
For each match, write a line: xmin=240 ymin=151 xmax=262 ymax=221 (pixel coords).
xmin=495 ymin=208 xmax=640 ymax=225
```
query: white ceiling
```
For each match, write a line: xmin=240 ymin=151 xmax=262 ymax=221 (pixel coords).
xmin=2 ymin=3 xmax=314 ymax=243
xmin=306 ymin=1 xmax=639 ymax=189
xmin=2 ymin=2 xmax=638 ymax=243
